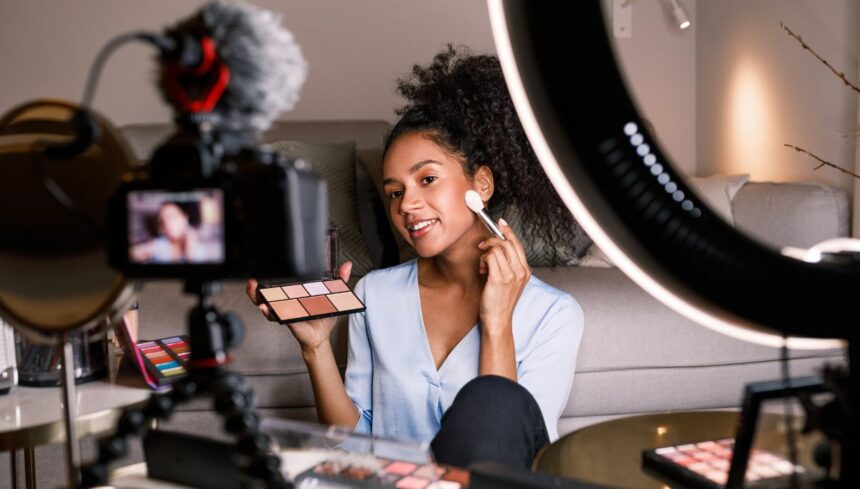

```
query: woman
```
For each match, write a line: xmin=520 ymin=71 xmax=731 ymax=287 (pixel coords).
xmin=131 ymin=202 xmax=201 ymax=264
xmin=247 ymin=47 xmax=584 ymax=469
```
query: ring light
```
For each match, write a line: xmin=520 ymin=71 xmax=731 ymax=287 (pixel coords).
xmin=487 ymin=1 xmax=855 ymax=349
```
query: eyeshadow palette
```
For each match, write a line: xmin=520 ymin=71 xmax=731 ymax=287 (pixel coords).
xmin=295 ymin=457 xmax=469 ymax=489
xmin=257 ymin=278 xmax=365 ymax=324
xmin=138 ymin=336 xmax=191 ymax=385
xmin=643 ymin=438 xmax=806 ymax=488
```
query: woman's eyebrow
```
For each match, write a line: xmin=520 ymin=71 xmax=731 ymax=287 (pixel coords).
xmin=382 ymin=160 xmax=443 ymax=186
xmin=408 ymin=159 xmax=443 ymax=174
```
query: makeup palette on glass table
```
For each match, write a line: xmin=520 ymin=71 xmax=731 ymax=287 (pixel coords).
xmin=257 ymin=278 xmax=365 ymax=324
xmin=643 ymin=439 xmax=807 ymax=488
xmin=294 ymin=454 xmax=469 ymax=489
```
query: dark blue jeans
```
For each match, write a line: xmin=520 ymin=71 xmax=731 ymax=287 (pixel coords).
xmin=430 ymin=375 xmax=550 ymax=470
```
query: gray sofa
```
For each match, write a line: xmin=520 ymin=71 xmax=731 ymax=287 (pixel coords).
xmin=2 ymin=120 xmax=848 ymax=489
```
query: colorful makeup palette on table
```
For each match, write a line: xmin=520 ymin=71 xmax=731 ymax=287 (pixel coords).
xmin=114 ymin=316 xmax=190 ymax=391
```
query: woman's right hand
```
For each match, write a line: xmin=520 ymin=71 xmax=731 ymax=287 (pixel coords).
xmin=246 ymin=261 xmax=353 ymax=353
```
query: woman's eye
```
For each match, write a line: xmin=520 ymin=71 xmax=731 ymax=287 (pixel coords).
xmin=388 ymin=190 xmax=403 ymax=200
xmin=422 ymin=175 xmax=438 ymax=185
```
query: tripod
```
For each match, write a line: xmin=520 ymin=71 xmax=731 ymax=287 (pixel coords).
xmin=79 ymin=281 xmax=288 ymax=488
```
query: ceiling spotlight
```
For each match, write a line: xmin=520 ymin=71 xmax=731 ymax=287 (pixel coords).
xmin=668 ymin=0 xmax=691 ymax=29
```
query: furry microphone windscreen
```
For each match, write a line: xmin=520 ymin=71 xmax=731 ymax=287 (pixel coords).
xmin=161 ymin=1 xmax=308 ymax=134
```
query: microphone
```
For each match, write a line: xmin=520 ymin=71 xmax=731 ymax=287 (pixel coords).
xmin=157 ymin=1 xmax=308 ymax=134
xmin=138 ymin=32 xmax=202 ymax=68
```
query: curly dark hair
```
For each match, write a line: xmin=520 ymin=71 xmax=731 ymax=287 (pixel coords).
xmin=384 ymin=45 xmax=589 ymax=265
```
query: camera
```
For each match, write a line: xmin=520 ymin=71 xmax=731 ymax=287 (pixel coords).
xmin=107 ymin=125 xmax=328 ymax=281
xmin=100 ymin=0 xmax=326 ymax=282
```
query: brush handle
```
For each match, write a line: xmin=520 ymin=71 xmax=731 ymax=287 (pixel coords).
xmin=477 ymin=209 xmax=505 ymax=239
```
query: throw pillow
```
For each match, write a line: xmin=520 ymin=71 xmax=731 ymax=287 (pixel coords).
xmin=578 ymin=242 xmax=615 ymax=268
xmin=356 ymin=152 xmax=417 ymax=263
xmin=687 ymin=174 xmax=750 ymax=225
xmin=268 ymin=140 xmax=375 ymax=277
xmin=578 ymin=174 xmax=751 ymax=268
xmin=501 ymin=206 xmax=592 ymax=266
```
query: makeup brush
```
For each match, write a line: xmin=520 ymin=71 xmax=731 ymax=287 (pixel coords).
xmin=465 ymin=190 xmax=505 ymax=240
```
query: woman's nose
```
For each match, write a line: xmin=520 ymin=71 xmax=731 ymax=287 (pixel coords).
xmin=398 ymin=189 xmax=423 ymax=215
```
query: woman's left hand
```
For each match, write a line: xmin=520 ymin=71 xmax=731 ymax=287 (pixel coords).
xmin=478 ymin=219 xmax=531 ymax=334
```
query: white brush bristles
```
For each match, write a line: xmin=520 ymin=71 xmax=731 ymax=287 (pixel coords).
xmin=465 ymin=190 xmax=485 ymax=213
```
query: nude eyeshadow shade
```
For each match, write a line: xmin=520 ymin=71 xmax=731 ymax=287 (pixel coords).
xmin=299 ymin=296 xmax=337 ymax=316
xmin=323 ymin=279 xmax=350 ymax=293
xmin=328 ymin=292 xmax=363 ymax=311
xmin=260 ymin=287 xmax=287 ymax=302
xmin=270 ymin=300 xmax=307 ymax=321
xmin=256 ymin=278 xmax=365 ymax=324
xmin=281 ymin=284 xmax=309 ymax=299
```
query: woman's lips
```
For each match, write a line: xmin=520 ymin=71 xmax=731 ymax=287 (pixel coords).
xmin=408 ymin=218 xmax=438 ymax=239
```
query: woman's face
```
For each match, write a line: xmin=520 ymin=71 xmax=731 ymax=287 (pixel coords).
xmin=382 ymin=132 xmax=485 ymax=258
xmin=157 ymin=203 xmax=190 ymax=241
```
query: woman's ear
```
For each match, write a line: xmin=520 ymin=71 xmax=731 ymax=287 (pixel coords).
xmin=472 ymin=165 xmax=495 ymax=203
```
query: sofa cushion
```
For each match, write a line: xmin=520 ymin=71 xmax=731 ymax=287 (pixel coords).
xmin=501 ymin=207 xmax=592 ymax=266
xmin=579 ymin=174 xmax=750 ymax=268
xmin=268 ymin=140 xmax=374 ymax=276
xmin=687 ymin=174 xmax=750 ymax=225
xmin=532 ymin=266 xmax=845 ymax=420
xmin=120 ymin=120 xmax=391 ymax=160
xmin=355 ymin=150 xmax=400 ymax=268
xmin=732 ymin=181 xmax=850 ymax=249
xmin=356 ymin=153 xmax=417 ymax=264
xmin=534 ymin=266 xmax=843 ymax=372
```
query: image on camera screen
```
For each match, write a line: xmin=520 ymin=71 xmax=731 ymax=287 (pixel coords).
xmin=127 ymin=189 xmax=225 ymax=265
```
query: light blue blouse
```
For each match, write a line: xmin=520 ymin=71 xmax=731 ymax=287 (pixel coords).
xmin=344 ymin=259 xmax=584 ymax=443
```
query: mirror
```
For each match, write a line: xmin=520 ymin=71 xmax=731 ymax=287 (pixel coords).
xmin=0 ymin=99 xmax=136 ymax=342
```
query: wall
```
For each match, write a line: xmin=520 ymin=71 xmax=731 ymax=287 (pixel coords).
xmin=3 ymin=1 xmax=856 ymax=193
xmin=0 ymin=0 xmax=698 ymax=177
xmin=0 ymin=0 xmax=496 ymax=125
xmin=605 ymin=0 xmax=698 ymax=175
xmin=696 ymin=0 xmax=860 ymax=201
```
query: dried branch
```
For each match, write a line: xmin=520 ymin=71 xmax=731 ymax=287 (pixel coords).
xmin=781 ymin=22 xmax=860 ymax=96
xmin=784 ymin=144 xmax=860 ymax=179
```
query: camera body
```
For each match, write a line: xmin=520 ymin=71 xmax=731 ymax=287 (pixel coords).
xmin=108 ymin=125 xmax=328 ymax=281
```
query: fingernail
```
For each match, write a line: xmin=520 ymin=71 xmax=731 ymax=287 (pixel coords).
xmin=499 ymin=218 xmax=508 ymax=227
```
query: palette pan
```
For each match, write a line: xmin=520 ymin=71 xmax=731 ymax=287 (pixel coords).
xmin=257 ymin=278 xmax=365 ymax=324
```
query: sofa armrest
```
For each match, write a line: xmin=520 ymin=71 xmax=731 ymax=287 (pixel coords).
xmin=732 ymin=181 xmax=849 ymax=249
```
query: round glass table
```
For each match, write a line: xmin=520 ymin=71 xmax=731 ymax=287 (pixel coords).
xmin=1 ymin=380 xmax=151 ymax=488
xmin=534 ymin=411 xmax=824 ymax=489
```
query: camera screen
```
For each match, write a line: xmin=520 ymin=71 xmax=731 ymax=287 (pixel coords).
xmin=127 ymin=189 xmax=225 ymax=265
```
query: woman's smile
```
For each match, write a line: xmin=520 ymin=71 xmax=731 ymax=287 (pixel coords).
xmin=407 ymin=218 xmax=439 ymax=238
